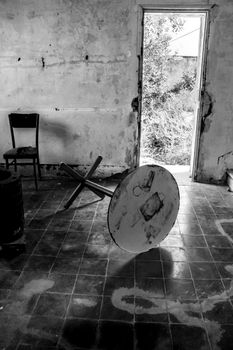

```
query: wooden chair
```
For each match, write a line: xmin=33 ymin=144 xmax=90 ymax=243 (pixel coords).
xmin=3 ymin=113 xmax=41 ymax=190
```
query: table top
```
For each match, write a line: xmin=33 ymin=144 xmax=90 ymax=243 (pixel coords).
xmin=108 ymin=164 xmax=180 ymax=253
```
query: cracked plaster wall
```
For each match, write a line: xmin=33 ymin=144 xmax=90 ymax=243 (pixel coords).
xmin=0 ymin=0 xmax=138 ymax=176
xmin=195 ymin=0 xmax=233 ymax=183
xmin=1 ymin=0 xmax=233 ymax=182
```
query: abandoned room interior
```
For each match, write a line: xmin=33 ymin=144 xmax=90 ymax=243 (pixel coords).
xmin=1 ymin=0 xmax=233 ymax=349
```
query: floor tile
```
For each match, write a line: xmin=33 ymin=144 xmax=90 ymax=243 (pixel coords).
xmin=23 ymin=255 xmax=55 ymax=272
xmin=160 ymin=247 xmax=187 ymax=262
xmin=0 ymin=253 xmax=29 ymax=271
xmin=205 ymin=235 xmax=232 ymax=248
xmin=50 ymin=257 xmax=81 ymax=274
xmin=73 ymin=206 xmax=96 ymax=220
xmin=210 ymin=248 xmax=233 ymax=262
xmin=136 ymin=247 xmax=160 ymax=261
xmin=135 ymin=297 xmax=168 ymax=323
xmin=168 ymin=298 xmax=203 ymax=323
xmin=182 ymin=234 xmax=207 ymax=247
xmin=68 ymin=220 xmax=93 ymax=233
xmin=0 ymin=314 xmax=29 ymax=349
xmin=185 ymin=247 xmax=213 ymax=262
xmin=108 ymin=245 xmax=136 ymax=260
xmin=165 ymin=278 xmax=197 ymax=300
xmin=135 ymin=322 xmax=172 ymax=350
xmin=189 ymin=262 xmax=220 ymax=280
xmin=160 ymin=234 xmax=184 ymax=247
xmin=33 ymin=236 xmax=63 ymax=256
xmin=136 ymin=260 xmax=163 ymax=278
xmin=74 ymin=275 xmax=105 ymax=295
xmin=58 ymin=242 xmax=86 ymax=258
xmin=101 ymin=295 xmax=134 ymax=321
xmin=163 ymin=261 xmax=191 ymax=279
xmin=202 ymin=299 xmax=233 ymax=324
xmin=0 ymin=269 xmax=21 ymax=289
xmin=2 ymin=178 xmax=233 ymax=350
xmin=107 ymin=258 xmax=134 ymax=277
xmin=135 ymin=277 xmax=165 ymax=298
xmin=83 ymin=243 xmax=109 ymax=259
xmin=79 ymin=258 xmax=108 ymax=276
xmin=97 ymin=320 xmax=134 ymax=350
xmin=194 ymin=279 xmax=225 ymax=299
xmin=171 ymin=324 xmax=211 ymax=350
xmin=33 ymin=292 xmax=70 ymax=317
xmin=209 ymin=324 xmax=233 ymax=350
xmin=67 ymin=294 xmax=102 ymax=319
xmin=179 ymin=222 xmax=203 ymax=235
xmin=47 ymin=272 xmax=76 ymax=293
xmin=23 ymin=315 xmax=64 ymax=347
xmin=88 ymin=231 xmax=111 ymax=245
xmin=62 ymin=318 xmax=98 ymax=349
xmin=104 ymin=276 xmax=134 ymax=296
xmin=47 ymin=218 xmax=71 ymax=232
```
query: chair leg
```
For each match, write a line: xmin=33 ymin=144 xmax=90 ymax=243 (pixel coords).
xmin=5 ymin=159 xmax=9 ymax=169
xmin=37 ymin=157 xmax=42 ymax=179
xmin=14 ymin=159 xmax=17 ymax=172
xmin=33 ymin=159 xmax=38 ymax=191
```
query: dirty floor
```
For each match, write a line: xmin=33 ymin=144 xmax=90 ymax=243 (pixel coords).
xmin=1 ymin=173 xmax=233 ymax=350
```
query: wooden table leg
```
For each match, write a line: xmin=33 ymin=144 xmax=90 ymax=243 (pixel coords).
xmin=60 ymin=156 xmax=105 ymax=209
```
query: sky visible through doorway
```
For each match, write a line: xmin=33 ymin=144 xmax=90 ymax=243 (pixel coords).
xmin=168 ymin=16 xmax=201 ymax=57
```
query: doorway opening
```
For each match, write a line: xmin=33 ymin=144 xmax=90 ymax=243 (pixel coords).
xmin=139 ymin=11 xmax=208 ymax=180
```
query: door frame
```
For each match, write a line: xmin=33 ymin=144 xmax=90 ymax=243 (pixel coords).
xmin=137 ymin=5 xmax=211 ymax=180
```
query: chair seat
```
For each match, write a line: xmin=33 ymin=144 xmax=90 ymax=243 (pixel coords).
xmin=3 ymin=146 xmax=38 ymax=159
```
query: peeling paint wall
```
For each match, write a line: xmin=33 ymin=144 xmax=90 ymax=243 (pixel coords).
xmin=195 ymin=0 xmax=233 ymax=183
xmin=1 ymin=0 xmax=233 ymax=182
xmin=0 ymin=0 xmax=138 ymax=176
xmin=137 ymin=0 xmax=233 ymax=184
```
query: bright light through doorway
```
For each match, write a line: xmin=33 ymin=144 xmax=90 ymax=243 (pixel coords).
xmin=139 ymin=12 xmax=207 ymax=181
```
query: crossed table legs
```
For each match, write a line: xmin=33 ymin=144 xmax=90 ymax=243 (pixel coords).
xmin=59 ymin=157 xmax=180 ymax=253
xmin=60 ymin=156 xmax=113 ymax=209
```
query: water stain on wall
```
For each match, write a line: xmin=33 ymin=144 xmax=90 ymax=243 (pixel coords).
xmin=200 ymin=91 xmax=214 ymax=134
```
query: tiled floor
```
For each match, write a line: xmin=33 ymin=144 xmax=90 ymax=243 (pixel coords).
xmin=1 ymin=172 xmax=233 ymax=349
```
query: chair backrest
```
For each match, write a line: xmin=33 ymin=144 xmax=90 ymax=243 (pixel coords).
xmin=8 ymin=113 xmax=39 ymax=149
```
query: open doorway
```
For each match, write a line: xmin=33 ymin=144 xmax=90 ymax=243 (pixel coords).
xmin=139 ymin=11 xmax=208 ymax=180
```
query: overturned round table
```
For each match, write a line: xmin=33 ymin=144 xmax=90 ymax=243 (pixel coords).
xmin=60 ymin=158 xmax=180 ymax=253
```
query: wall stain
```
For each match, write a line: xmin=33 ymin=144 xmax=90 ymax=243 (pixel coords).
xmin=218 ymin=150 xmax=233 ymax=164
xmin=72 ymin=134 xmax=80 ymax=141
xmin=41 ymin=57 xmax=45 ymax=69
xmin=131 ymin=96 xmax=138 ymax=112
xmin=6 ymin=13 xmax=15 ymax=20
xmin=118 ymin=131 xmax=125 ymax=138
xmin=128 ymin=112 xmax=135 ymax=127
xmin=210 ymin=4 xmax=219 ymax=23
xmin=87 ymin=33 xmax=97 ymax=43
xmin=125 ymin=147 xmax=132 ymax=167
xmin=200 ymin=91 xmax=214 ymax=134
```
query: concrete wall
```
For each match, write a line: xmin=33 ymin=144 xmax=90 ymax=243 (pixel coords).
xmin=195 ymin=0 xmax=233 ymax=183
xmin=0 ymin=0 xmax=138 ymax=176
xmin=0 ymin=0 xmax=233 ymax=183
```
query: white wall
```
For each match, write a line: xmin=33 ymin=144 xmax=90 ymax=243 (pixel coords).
xmin=1 ymin=0 xmax=233 ymax=183
xmin=0 ymin=0 xmax=138 ymax=176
